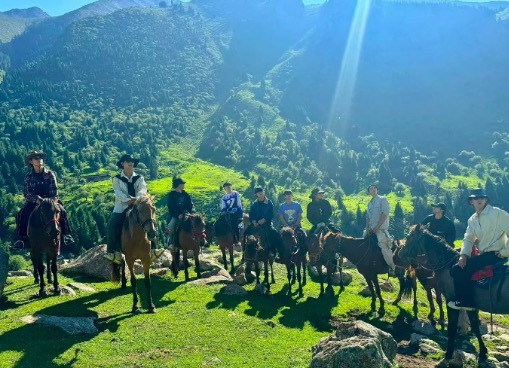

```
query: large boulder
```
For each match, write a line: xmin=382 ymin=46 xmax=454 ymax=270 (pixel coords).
xmin=61 ymin=244 xmax=126 ymax=281
xmin=21 ymin=315 xmax=98 ymax=335
xmin=311 ymin=320 xmax=397 ymax=368
xmin=0 ymin=249 xmax=8 ymax=301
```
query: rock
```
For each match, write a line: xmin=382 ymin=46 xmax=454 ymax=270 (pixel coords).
xmin=68 ymin=282 xmax=96 ymax=293
xmin=203 ymin=357 xmax=221 ymax=366
xmin=311 ymin=320 xmax=397 ymax=368
xmin=0 ymin=249 xmax=8 ymax=301
xmin=235 ymin=264 xmax=256 ymax=284
xmin=450 ymin=350 xmax=477 ymax=365
xmin=152 ymin=250 xmax=172 ymax=268
xmin=499 ymin=334 xmax=509 ymax=342
xmin=380 ymin=280 xmax=394 ymax=292
xmin=497 ymin=346 xmax=509 ymax=352
xmin=458 ymin=310 xmax=470 ymax=336
xmin=59 ymin=286 xmax=77 ymax=296
xmin=409 ymin=333 xmax=426 ymax=346
xmin=221 ymin=283 xmax=247 ymax=297
xmin=308 ymin=264 xmax=327 ymax=277
xmin=60 ymin=244 xmax=128 ymax=281
xmin=21 ymin=314 xmax=97 ymax=335
xmin=233 ymin=272 xmax=248 ymax=286
xmin=151 ymin=268 xmax=168 ymax=277
xmin=187 ymin=271 xmax=233 ymax=286
xmin=8 ymin=270 xmax=32 ymax=277
xmin=199 ymin=259 xmax=222 ymax=272
xmin=332 ymin=271 xmax=352 ymax=286
xmin=359 ymin=285 xmax=373 ymax=297
xmin=133 ymin=260 xmax=144 ymax=275
xmin=411 ymin=320 xmax=436 ymax=336
xmin=494 ymin=352 xmax=509 ymax=363
xmin=419 ymin=338 xmax=442 ymax=355
xmin=342 ymin=258 xmax=356 ymax=269
xmin=255 ymin=283 xmax=269 ymax=295
xmin=202 ymin=268 xmax=232 ymax=279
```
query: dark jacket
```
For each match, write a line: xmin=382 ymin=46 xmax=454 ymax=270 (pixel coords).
xmin=168 ymin=190 xmax=195 ymax=218
xmin=307 ymin=200 xmax=332 ymax=226
xmin=23 ymin=168 xmax=58 ymax=203
xmin=421 ymin=214 xmax=456 ymax=246
xmin=249 ymin=198 xmax=274 ymax=225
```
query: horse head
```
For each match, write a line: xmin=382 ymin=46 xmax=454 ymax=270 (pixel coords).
xmin=280 ymin=227 xmax=297 ymax=251
xmin=38 ymin=198 xmax=61 ymax=239
xmin=133 ymin=195 xmax=157 ymax=241
xmin=244 ymin=235 xmax=259 ymax=261
xmin=183 ymin=213 xmax=207 ymax=246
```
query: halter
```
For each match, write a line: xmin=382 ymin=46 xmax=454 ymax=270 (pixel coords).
xmin=133 ymin=202 xmax=157 ymax=235
xmin=409 ymin=230 xmax=458 ymax=272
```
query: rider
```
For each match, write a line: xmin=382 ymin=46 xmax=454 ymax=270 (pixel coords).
xmin=104 ymin=154 xmax=164 ymax=264
xmin=421 ymin=202 xmax=456 ymax=246
xmin=306 ymin=188 xmax=338 ymax=234
xmin=167 ymin=177 xmax=195 ymax=251
xmin=247 ymin=186 xmax=286 ymax=262
xmin=278 ymin=190 xmax=303 ymax=230
xmin=220 ymin=181 xmax=243 ymax=245
xmin=449 ymin=188 xmax=509 ymax=311
xmin=365 ymin=184 xmax=396 ymax=276
xmin=15 ymin=151 xmax=73 ymax=249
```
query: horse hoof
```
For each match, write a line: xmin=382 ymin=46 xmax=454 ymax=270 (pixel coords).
xmin=392 ymin=300 xmax=400 ymax=306
xmin=132 ymin=307 xmax=141 ymax=314
xmin=54 ymin=288 xmax=61 ymax=296
xmin=148 ymin=307 xmax=157 ymax=314
xmin=378 ymin=308 xmax=386 ymax=317
xmin=299 ymin=292 xmax=304 ymax=298
xmin=39 ymin=290 xmax=48 ymax=298
xmin=34 ymin=278 xmax=39 ymax=285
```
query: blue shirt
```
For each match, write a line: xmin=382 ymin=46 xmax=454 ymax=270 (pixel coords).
xmin=221 ymin=191 xmax=243 ymax=218
xmin=278 ymin=202 xmax=303 ymax=227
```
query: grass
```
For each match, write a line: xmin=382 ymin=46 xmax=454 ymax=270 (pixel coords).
xmin=4 ymin=247 xmax=508 ymax=367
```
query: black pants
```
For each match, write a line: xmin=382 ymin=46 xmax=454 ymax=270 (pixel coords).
xmin=451 ymin=252 xmax=503 ymax=306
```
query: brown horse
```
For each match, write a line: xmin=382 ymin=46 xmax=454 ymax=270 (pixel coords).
xmin=112 ymin=194 xmax=158 ymax=314
xmin=280 ymin=227 xmax=308 ymax=297
xmin=213 ymin=212 xmax=236 ymax=272
xmin=307 ymin=231 xmax=344 ymax=297
xmin=28 ymin=198 xmax=62 ymax=297
xmin=323 ymin=232 xmax=390 ymax=315
xmin=243 ymin=231 xmax=275 ymax=294
xmin=170 ymin=213 xmax=207 ymax=281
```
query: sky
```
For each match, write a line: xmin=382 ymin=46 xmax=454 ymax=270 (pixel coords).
xmin=0 ymin=0 xmax=507 ymax=17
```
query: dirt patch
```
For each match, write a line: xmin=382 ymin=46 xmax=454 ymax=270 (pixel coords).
xmin=395 ymin=353 xmax=438 ymax=368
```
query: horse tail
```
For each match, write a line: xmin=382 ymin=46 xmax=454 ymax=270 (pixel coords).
xmin=111 ymin=263 xmax=121 ymax=284
xmin=401 ymin=267 xmax=416 ymax=298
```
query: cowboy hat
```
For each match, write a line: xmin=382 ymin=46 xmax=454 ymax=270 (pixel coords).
xmin=25 ymin=151 xmax=47 ymax=166
xmin=116 ymin=154 xmax=140 ymax=168
xmin=468 ymin=188 xmax=488 ymax=200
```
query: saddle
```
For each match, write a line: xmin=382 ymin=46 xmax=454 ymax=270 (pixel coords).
xmin=470 ymin=246 xmax=508 ymax=287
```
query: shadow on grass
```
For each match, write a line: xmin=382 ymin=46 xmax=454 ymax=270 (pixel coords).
xmin=0 ymin=276 xmax=182 ymax=368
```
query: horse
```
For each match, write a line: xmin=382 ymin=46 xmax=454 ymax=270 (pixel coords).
xmin=112 ymin=194 xmax=158 ymax=314
xmin=322 ymin=232 xmax=393 ymax=315
xmin=280 ymin=227 xmax=308 ymax=297
xmin=170 ymin=213 xmax=207 ymax=281
xmin=307 ymin=229 xmax=344 ymax=297
xmin=27 ymin=198 xmax=62 ymax=297
xmin=399 ymin=225 xmax=502 ymax=365
xmin=213 ymin=212 xmax=237 ymax=272
xmin=243 ymin=231 xmax=275 ymax=294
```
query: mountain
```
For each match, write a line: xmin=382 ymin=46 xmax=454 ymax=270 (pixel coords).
xmin=1 ymin=7 xmax=49 ymax=19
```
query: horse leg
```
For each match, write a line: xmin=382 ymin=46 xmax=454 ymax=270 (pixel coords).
xmin=296 ymin=262 xmax=303 ymax=297
xmin=286 ymin=263 xmax=292 ymax=295
xmin=36 ymin=255 xmax=47 ymax=297
xmin=445 ymin=306 xmax=460 ymax=360
xmin=291 ymin=263 xmax=296 ymax=285
xmin=255 ymin=262 xmax=260 ymax=285
xmin=183 ymin=250 xmax=190 ymax=281
xmin=270 ymin=259 xmax=275 ymax=284
xmin=229 ymin=245 xmax=235 ymax=273
xmin=121 ymin=260 xmax=127 ymax=289
xmin=412 ymin=278 xmax=418 ymax=316
xmin=31 ymin=254 xmax=39 ymax=284
xmin=393 ymin=277 xmax=404 ymax=305
xmin=302 ymin=259 xmax=307 ymax=286
xmin=143 ymin=260 xmax=156 ymax=313
xmin=171 ymin=249 xmax=180 ymax=279
xmin=318 ymin=264 xmax=325 ymax=296
xmin=426 ymin=288 xmax=436 ymax=325
xmin=221 ymin=246 xmax=228 ymax=270
xmin=51 ymin=254 xmax=60 ymax=295
xmin=325 ymin=261 xmax=335 ymax=298
xmin=194 ymin=250 xmax=201 ymax=279
xmin=264 ymin=259 xmax=271 ymax=294
xmin=467 ymin=310 xmax=488 ymax=362
xmin=436 ymin=290 xmax=446 ymax=328
xmin=128 ymin=261 xmax=140 ymax=314
xmin=373 ymin=277 xmax=385 ymax=316
xmin=46 ymin=253 xmax=52 ymax=284
xmin=338 ymin=265 xmax=345 ymax=292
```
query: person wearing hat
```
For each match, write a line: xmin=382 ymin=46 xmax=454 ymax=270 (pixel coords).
xmin=278 ymin=190 xmax=303 ymax=229
xmin=104 ymin=154 xmax=164 ymax=264
xmin=15 ymin=151 xmax=73 ymax=249
xmin=421 ymin=202 xmax=456 ymax=246
xmin=166 ymin=177 xmax=195 ymax=251
xmin=449 ymin=188 xmax=509 ymax=311
xmin=220 ymin=181 xmax=243 ymax=244
xmin=307 ymin=188 xmax=337 ymax=234
xmin=247 ymin=186 xmax=286 ymax=262
xmin=365 ymin=184 xmax=396 ymax=275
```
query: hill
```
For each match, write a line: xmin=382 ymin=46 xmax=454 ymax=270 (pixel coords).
xmin=1 ymin=7 xmax=49 ymax=19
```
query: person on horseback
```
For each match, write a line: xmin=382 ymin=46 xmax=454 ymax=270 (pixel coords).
xmin=421 ymin=202 xmax=456 ymax=246
xmin=307 ymin=188 xmax=338 ymax=235
xmin=278 ymin=190 xmax=303 ymax=230
xmin=166 ymin=177 xmax=195 ymax=251
xmin=220 ymin=181 xmax=243 ymax=245
xmin=15 ymin=151 xmax=73 ymax=249
xmin=364 ymin=184 xmax=396 ymax=276
xmin=104 ymin=154 xmax=164 ymax=264
xmin=449 ymin=188 xmax=509 ymax=311
xmin=247 ymin=186 xmax=286 ymax=263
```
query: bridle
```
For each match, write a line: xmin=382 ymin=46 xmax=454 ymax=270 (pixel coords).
xmin=407 ymin=230 xmax=458 ymax=272
xmin=133 ymin=203 xmax=158 ymax=235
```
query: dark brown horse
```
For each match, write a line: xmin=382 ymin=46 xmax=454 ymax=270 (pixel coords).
xmin=307 ymin=231 xmax=344 ymax=297
xmin=280 ymin=227 xmax=308 ymax=297
xmin=400 ymin=226 xmax=498 ymax=364
xmin=28 ymin=198 xmax=62 ymax=297
xmin=170 ymin=213 xmax=207 ymax=281
xmin=213 ymin=212 xmax=236 ymax=272
xmin=323 ymin=232 xmax=390 ymax=314
xmin=112 ymin=194 xmax=158 ymax=314
xmin=243 ymin=231 xmax=275 ymax=295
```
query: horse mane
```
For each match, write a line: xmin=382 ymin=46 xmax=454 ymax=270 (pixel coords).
xmin=410 ymin=224 xmax=458 ymax=259
xmin=124 ymin=194 xmax=154 ymax=234
xmin=182 ymin=213 xmax=203 ymax=232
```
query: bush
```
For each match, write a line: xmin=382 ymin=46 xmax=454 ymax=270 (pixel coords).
xmin=8 ymin=255 xmax=29 ymax=271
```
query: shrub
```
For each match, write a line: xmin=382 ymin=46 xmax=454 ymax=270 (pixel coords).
xmin=8 ymin=255 xmax=29 ymax=271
